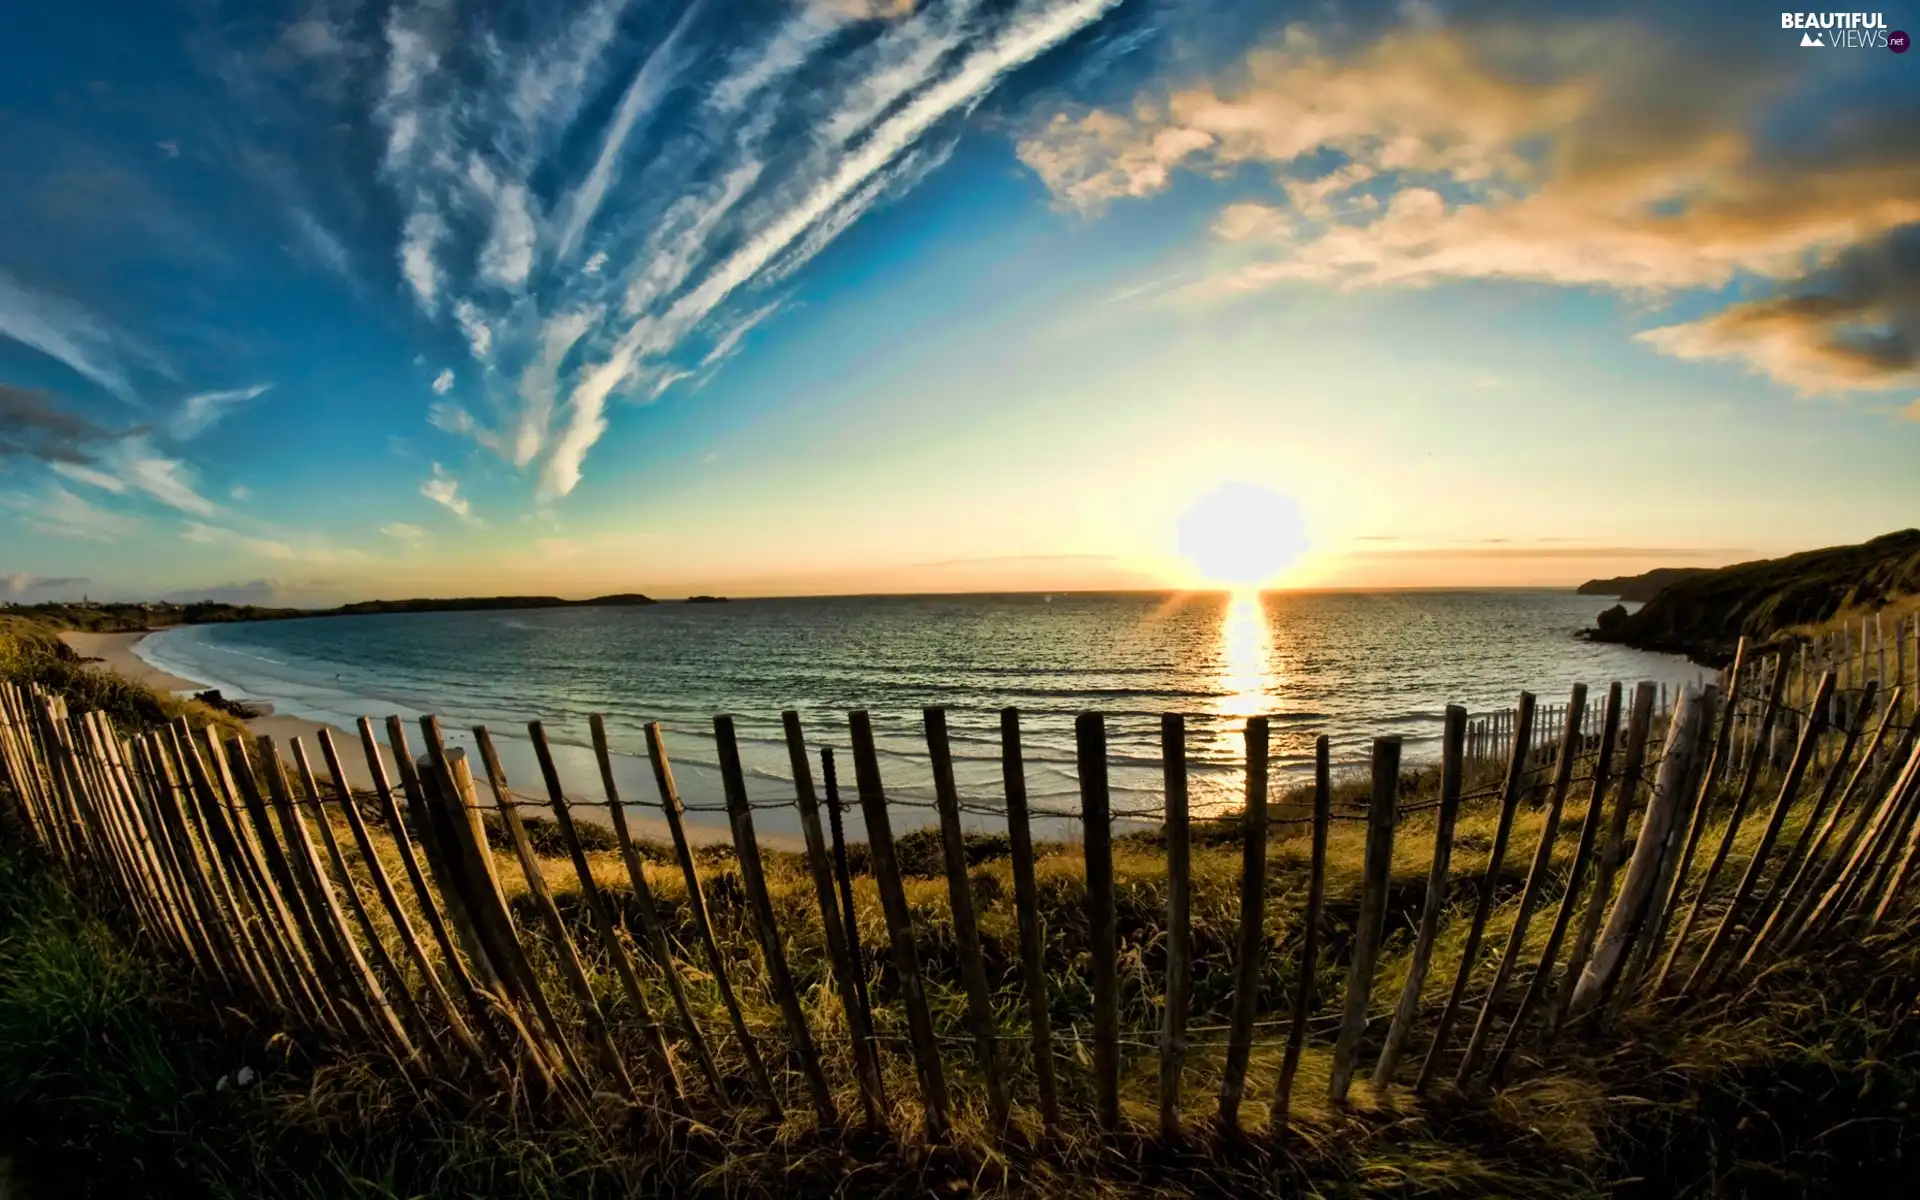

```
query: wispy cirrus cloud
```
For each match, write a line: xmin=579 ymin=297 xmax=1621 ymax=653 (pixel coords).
xmin=349 ymin=0 xmax=1117 ymax=505
xmin=0 ymin=270 xmax=142 ymax=403
xmin=0 ymin=484 xmax=143 ymax=542
xmin=182 ymin=521 xmax=297 ymax=560
xmin=50 ymin=435 xmax=222 ymax=517
xmin=421 ymin=460 xmax=480 ymax=524
xmin=170 ymin=383 xmax=273 ymax=440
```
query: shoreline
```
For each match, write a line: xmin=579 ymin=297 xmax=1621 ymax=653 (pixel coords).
xmin=58 ymin=628 xmax=760 ymax=847
xmin=59 ymin=629 xmax=397 ymax=792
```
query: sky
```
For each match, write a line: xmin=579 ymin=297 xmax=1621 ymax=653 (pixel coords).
xmin=1 ymin=0 xmax=1917 ymax=604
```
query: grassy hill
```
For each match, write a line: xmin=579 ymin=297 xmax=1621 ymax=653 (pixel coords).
xmin=1575 ymin=567 xmax=1713 ymax=603
xmin=0 ymin=616 xmax=243 ymax=733
xmin=1583 ymin=529 xmax=1920 ymax=663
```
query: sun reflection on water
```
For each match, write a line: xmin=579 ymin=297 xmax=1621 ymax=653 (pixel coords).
xmin=1212 ymin=588 xmax=1277 ymax=771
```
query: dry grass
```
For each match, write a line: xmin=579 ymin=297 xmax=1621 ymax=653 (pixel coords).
xmin=5 ymin=639 xmax=1918 ymax=1196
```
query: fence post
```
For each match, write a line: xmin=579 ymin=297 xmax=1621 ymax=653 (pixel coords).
xmin=1218 ymin=716 xmax=1270 ymax=1132
xmin=1609 ymin=686 xmax=1719 ymax=1016
xmin=1079 ymin=712 xmax=1123 ymax=1134
xmin=1741 ymin=683 xmax=1878 ymax=966
xmin=1159 ymin=713 xmax=1192 ymax=1140
xmin=1566 ymin=686 xmax=1709 ymax=1018
xmin=315 ymin=729 xmax=490 ymax=1076
xmin=1493 ymin=681 xmax=1624 ymax=1082
xmin=1779 ymin=704 xmax=1920 ymax=948
xmin=849 ymin=710 xmax=951 ymax=1138
xmin=585 ymin=716 xmax=727 ymax=1099
xmin=644 ymin=722 xmax=781 ymax=1119
xmin=1867 ymin=756 xmax=1920 ymax=927
xmin=261 ymin=736 xmax=424 ymax=1078
xmin=1415 ymin=692 xmax=1536 ymax=1093
xmin=1001 ymin=708 xmax=1061 ymax=1130
xmin=925 ymin=707 xmax=1011 ymax=1133
xmin=1679 ymin=673 xmax=1835 ymax=996
xmin=476 ymin=725 xmax=641 ymax=1098
xmin=1273 ymin=737 xmax=1330 ymax=1136
xmin=1457 ymin=685 xmax=1588 ymax=1086
xmin=1652 ymin=655 xmax=1788 ymax=995
xmin=1330 ymin=737 xmax=1400 ymax=1104
xmin=714 ymin=716 xmax=837 ymax=1126
xmin=784 ymin=714 xmax=888 ymax=1130
xmin=418 ymin=720 xmax=593 ymax=1099
xmin=820 ymin=746 xmax=874 ymax=1051
xmin=1373 ymin=708 xmax=1465 ymax=1087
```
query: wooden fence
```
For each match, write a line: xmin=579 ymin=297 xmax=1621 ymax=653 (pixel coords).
xmin=3 ymin=624 xmax=1919 ymax=1147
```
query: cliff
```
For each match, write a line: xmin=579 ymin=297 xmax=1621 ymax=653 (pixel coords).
xmin=1582 ymin=529 xmax=1920 ymax=665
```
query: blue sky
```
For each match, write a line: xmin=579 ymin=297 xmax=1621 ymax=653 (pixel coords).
xmin=2 ymin=0 xmax=1917 ymax=604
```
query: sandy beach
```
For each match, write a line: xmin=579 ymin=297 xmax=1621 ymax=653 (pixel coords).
xmin=59 ymin=629 xmax=395 ymax=792
xmin=56 ymin=628 xmax=736 ymax=844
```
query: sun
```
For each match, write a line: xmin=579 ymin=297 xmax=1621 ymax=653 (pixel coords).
xmin=1175 ymin=482 xmax=1310 ymax=587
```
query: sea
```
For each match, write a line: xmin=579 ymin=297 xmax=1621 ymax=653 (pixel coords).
xmin=134 ymin=591 xmax=1704 ymax=841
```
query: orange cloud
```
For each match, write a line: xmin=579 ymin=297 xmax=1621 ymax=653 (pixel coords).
xmin=1017 ymin=20 xmax=1920 ymax=395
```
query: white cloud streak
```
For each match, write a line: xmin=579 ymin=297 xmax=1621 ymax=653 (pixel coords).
xmin=1 ymin=484 xmax=142 ymax=541
xmin=421 ymin=461 xmax=481 ymax=524
xmin=554 ymin=4 xmax=702 ymax=263
xmin=373 ymin=0 xmax=1117 ymax=504
xmin=0 ymin=270 xmax=139 ymax=403
xmin=182 ymin=521 xmax=298 ymax=560
xmin=171 ymin=383 xmax=273 ymax=440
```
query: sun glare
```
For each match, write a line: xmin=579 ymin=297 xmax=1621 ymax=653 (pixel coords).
xmin=1213 ymin=587 xmax=1278 ymax=767
xmin=1176 ymin=482 xmax=1309 ymax=587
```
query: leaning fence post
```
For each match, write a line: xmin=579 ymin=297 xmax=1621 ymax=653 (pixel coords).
xmin=1552 ymin=682 xmax=1657 ymax=1031
xmin=820 ymin=747 xmax=874 ymax=1047
xmin=1683 ymin=674 xmax=1837 ymax=995
xmin=1273 ymin=737 xmax=1330 ymax=1136
xmin=1867 ymin=757 xmax=1920 ymax=927
xmin=1492 ymin=682 xmax=1623 ymax=1082
xmin=1330 ymin=736 xmax=1400 ymax=1104
xmin=644 ymin=721 xmax=780 ymax=1120
xmin=1001 ymin=708 xmax=1061 ymax=1130
xmin=316 ymin=728 xmax=490 ymax=1076
xmin=1566 ymin=686 xmax=1709 ymax=1019
xmin=1373 ymin=708 xmax=1465 ymax=1088
xmin=925 ymin=707 xmax=1011 ymax=1133
xmin=1158 ymin=713 xmax=1192 ymax=1140
xmin=1218 ymin=715 xmax=1270 ymax=1133
xmin=1742 ymin=684 xmax=1878 ymax=966
xmin=849 ymin=709 xmax=951 ymax=1138
xmin=714 ymin=716 xmax=837 ymax=1126
xmin=585 ymin=716 xmax=726 ymax=1099
xmin=1415 ymin=692 xmax=1536 ymax=1093
xmin=1079 ymin=711 xmax=1123 ymax=1134
xmin=483 ymin=725 xmax=648 ymax=1098
xmin=1652 ymin=654 xmax=1786 ymax=995
xmin=784 ymin=714 xmax=887 ymax=1129
xmin=1457 ymin=686 xmax=1588 ymax=1087
xmin=1780 ymin=704 xmax=1920 ymax=948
